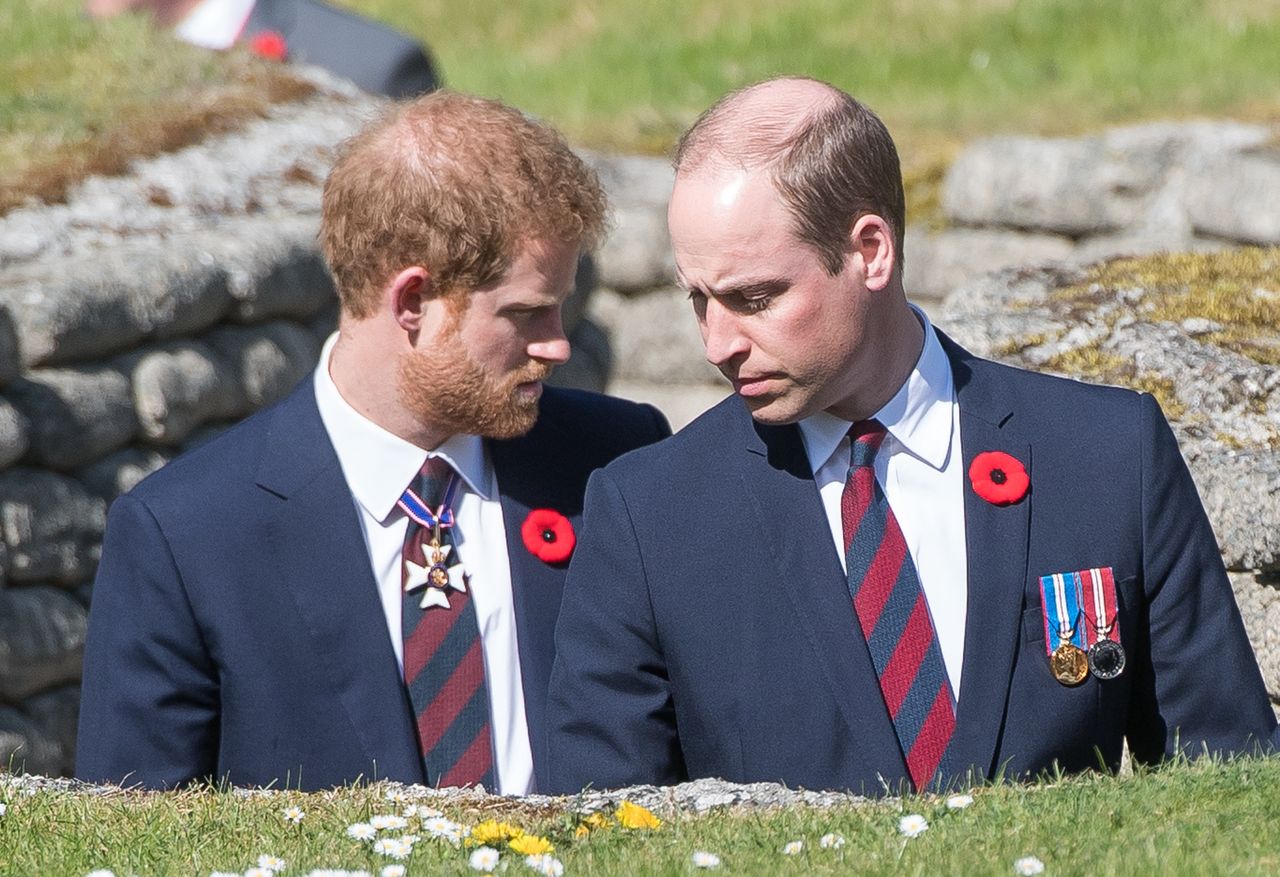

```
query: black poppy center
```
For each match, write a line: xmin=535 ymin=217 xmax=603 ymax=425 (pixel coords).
xmin=990 ymin=468 xmax=1007 ymax=485
xmin=542 ymin=528 xmax=557 ymax=543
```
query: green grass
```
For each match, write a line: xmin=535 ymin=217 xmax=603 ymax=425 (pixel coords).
xmin=4 ymin=756 xmax=1280 ymax=875
xmin=4 ymin=0 xmax=1280 ymax=217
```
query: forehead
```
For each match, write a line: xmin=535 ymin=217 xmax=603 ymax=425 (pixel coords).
xmin=668 ymin=166 xmax=809 ymax=284
xmin=478 ymin=238 xmax=579 ymax=298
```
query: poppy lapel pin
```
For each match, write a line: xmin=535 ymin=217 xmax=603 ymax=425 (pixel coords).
xmin=248 ymin=30 xmax=288 ymax=61
xmin=968 ymin=450 xmax=1029 ymax=505
xmin=521 ymin=508 xmax=576 ymax=564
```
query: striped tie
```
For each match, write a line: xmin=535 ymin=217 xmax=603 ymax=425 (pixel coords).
xmin=400 ymin=457 xmax=496 ymax=789
xmin=841 ymin=420 xmax=955 ymax=791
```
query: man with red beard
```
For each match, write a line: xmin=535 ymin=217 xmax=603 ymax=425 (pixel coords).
xmin=76 ymin=92 xmax=670 ymax=792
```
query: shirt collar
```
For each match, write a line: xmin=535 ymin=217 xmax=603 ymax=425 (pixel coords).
xmin=173 ymin=0 xmax=258 ymax=49
xmin=313 ymin=332 xmax=494 ymax=524
xmin=797 ymin=306 xmax=956 ymax=476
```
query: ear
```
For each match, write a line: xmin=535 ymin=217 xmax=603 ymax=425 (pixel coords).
xmin=388 ymin=266 xmax=432 ymax=332
xmin=850 ymin=214 xmax=896 ymax=292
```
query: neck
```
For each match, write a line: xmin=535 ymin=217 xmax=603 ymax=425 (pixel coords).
xmin=829 ymin=295 xmax=925 ymax=422
xmin=328 ymin=321 xmax=453 ymax=451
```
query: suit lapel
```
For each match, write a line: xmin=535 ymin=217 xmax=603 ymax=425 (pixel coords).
xmin=942 ymin=335 xmax=1032 ymax=781
xmin=255 ymin=381 xmax=424 ymax=783
xmin=741 ymin=415 xmax=911 ymax=787
xmin=489 ymin=416 xmax=580 ymax=793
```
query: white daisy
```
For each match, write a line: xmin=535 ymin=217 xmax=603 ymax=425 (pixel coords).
xmin=819 ymin=832 xmax=846 ymax=849
xmin=691 ymin=851 xmax=722 ymax=869
xmin=781 ymin=840 xmax=803 ymax=855
xmin=347 ymin=822 xmax=378 ymax=841
xmin=1014 ymin=856 xmax=1046 ymax=875
xmin=282 ymin=805 xmax=305 ymax=824
xmin=405 ymin=804 xmax=443 ymax=820
xmin=0 ymin=803 xmax=7 ymax=817
xmin=244 ymin=869 xmax=273 ymax=877
xmin=370 ymin=814 xmax=409 ymax=831
xmin=381 ymin=867 xmax=407 ymax=877
xmin=85 ymin=871 xmax=116 ymax=877
xmin=898 ymin=813 xmax=929 ymax=838
xmin=210 ymin=872 xmax=240 ymax=877
xmin=422 ymin=814 xmax=458 ymax=834
xmin=523 ymin=854 xmax=564 ymax=877
xmin=256 ymin=855 xmax=286 ymax=873
xmin=385 ymin=788 xmax=411 ymax=804
xmin=372 ymin=838 xmax=413 ymax=860
xmin=946 ymin=794 xmax=975 ymax=810
xmin=469 ymin=846 xmax=501 ymax=873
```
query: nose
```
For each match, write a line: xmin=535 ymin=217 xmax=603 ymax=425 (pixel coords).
xmin=528 ymin=311 xmax=571 ymax=366
xmin=700 ymin=300 xmax=750 ymax=368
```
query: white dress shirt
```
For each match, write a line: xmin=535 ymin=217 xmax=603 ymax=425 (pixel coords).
xmin=313 ymin=333 xmax=534 ymax=794
xmin=173 ymin=0 xmax=257 ymax=49
xmin=797 ymin=308 xmax=969 ymax=697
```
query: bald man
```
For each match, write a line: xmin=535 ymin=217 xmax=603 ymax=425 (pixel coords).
xmin=546 ymin=76 xmax=1277 ymax=796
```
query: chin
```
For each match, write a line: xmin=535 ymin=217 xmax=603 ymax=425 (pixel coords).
xmin=742 ymin=395 xmax=807 ymax=426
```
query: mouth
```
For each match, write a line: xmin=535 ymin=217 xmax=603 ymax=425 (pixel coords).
xmin=731 ymin=374 xmax=781 ymax=398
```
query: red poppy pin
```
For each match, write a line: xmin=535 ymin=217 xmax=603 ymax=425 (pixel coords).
xmin=968 ymin=451 xmax=1029 ymax=505
xmin=521 ymin=509 xmax=576 ymax=564
xmin=249 ymin=30 xmax=288 ymax=61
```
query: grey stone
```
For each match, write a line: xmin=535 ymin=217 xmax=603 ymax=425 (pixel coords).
xmin=0 ymin=587 xmax=87 ymax=702
xmin=0 ymin=242 xmax=233 ymax=367
xmin=307 ymin=303 xmax=340 ymax=346
xmin=563 ymin=253 xmax=598 ymax=336
xmin=0 ymin=706 xmax=62 ymax=777
xmin=22 ymin=685 xmax=80 ymax=778
xmin=203 ymin=215 xmax=338 ymax=323
xmin=76 ymin=447 xmax=172 ymax=502
xmin=1068 ymin=232 xmax=1224 ymax=267
xmin=942 ymin=136 xmax=1166 ymax=235
xmin=589 ymin=286 xmax=724 ymax=385
xmin=1187 ymin=151 xmax=1280 ymax=245
xmin=1230 ymin=571 xmax=1280 ymax=706
xmin=0 ymin=469 xmax=106 ymax=585
xmin=904 ymin=226 xmax=1075 ymax=304
xmin=549 ymin=318 xmax=611 ymax=394
xmin=206 ymin=321 xmax=319 ymax=412
xmin=588 ymin=154 xmax=676 ymax=293
xmin=1190 ymin=450 xmax=1280 ymax=573
xmin=6 ymin=364 xmax=137 ymax=470
xmin=128 ymin=341 xmax=242 ymax=444
xmin=0 ymin=396 xmax=30 ymax=470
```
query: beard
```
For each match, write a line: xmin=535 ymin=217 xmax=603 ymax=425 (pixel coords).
xmin=396 ymin=324 xmax=551 ymax=441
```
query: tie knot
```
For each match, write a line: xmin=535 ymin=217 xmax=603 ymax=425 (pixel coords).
xmin=848 ymin=419 xmax=887 ymax=469
xmin=413 ymin=456 xmax=455 ymax=506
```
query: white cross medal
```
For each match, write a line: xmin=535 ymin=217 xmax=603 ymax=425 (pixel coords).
xmin=404 ymin=538 xmax=470 ymax=610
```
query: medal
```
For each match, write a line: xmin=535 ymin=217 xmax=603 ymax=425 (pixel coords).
xmin=1051 ymin=638 xmax=1089 ymax=686
xmin=1079 ymin=567 xmax=1125 ymax=681
xmin=1087 ymin=634 xmax=1126 ymax=680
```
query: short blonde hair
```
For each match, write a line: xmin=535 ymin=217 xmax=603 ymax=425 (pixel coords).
xmin=321 ymin=91 xmax=607 ymax=317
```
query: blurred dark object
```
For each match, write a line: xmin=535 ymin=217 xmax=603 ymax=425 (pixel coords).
xmin=84 ymin=0 xmax=441 ymax=99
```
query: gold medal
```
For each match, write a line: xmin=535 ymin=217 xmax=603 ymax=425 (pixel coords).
xmin=1050 ymin=640 xmax=1089 ymax=686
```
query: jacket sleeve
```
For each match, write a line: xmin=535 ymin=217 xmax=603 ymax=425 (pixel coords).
xmin=75 ymin=494 xmax=220 ymax=788
xmin=1128 ymin=392 xmax=1277 ymax=761
xmin=546 ymin=468 xmax=686 ymax=793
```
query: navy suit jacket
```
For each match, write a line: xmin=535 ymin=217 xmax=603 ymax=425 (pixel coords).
xmin=76 ymin=379 xmax=669 ymax=790
xmin=547 ymin=332 xmax=1278 ymax=795
xmin=244 ymin=0 xmax=440 ymax=99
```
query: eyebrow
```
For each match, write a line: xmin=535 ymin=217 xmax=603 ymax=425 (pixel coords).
xmin=679 ymin=277 xmax=789 ymax=298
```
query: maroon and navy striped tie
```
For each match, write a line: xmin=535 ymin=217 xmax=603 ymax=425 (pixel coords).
xmin=400 ymin=457 xmax=496 ymax=789
xmin=841 ymin=420 xmax=955 ymax=791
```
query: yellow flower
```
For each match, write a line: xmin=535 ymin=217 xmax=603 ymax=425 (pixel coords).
xmin=509 ymin=834 xmax=555 ymax=856
xmin=574 ymin=825 xmax=589 ymax=839
xmin=584 ymin=813 xmax=611 ymax=831
xmin=616 ymin=800 xmax=662 ymax=830
xmin=470 ymin=820 xmax=523 ymax=846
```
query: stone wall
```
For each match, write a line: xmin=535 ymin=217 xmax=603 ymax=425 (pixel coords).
xmin=1 ymin=76 xmax=1277 ymax=775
